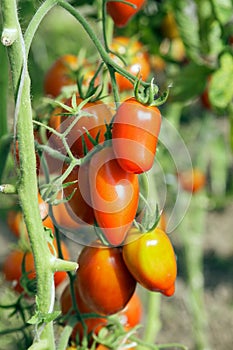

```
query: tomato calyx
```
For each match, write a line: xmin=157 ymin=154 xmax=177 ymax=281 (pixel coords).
xmin=134 ymin=78 xmax=170 ymax=106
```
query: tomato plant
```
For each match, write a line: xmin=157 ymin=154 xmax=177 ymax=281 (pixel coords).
xmin=112 ymin=98 xmax=161 ymax=173
xmin=122 ymin=227 xmax=177 ymax=296
xmin=106 ymin=0 xmax=146 ymax=28
xmin=110 ymin=37 xmax=150 ymax=91
xmin=89 ymin=146 xmax=139 ymax=245
xmin=76 ymin=242 xmax=137 ymax=315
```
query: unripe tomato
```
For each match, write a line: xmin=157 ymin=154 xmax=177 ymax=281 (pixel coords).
xmin=112 ymin=98 xmax=161 ymax=174
xmin=110 ymin=37 xmax=150 ymax=91
xmin=44 ymin=54 xmax=78 ymax=97
xmin=107 ymin=0 xmax=146 ymax=28
xmin=178 ymin=168 xmax=206 ymax=193
xmin=76 ymin=242 xmax=137 ymax=315
xmin=122 ymin=228 xmax=177 ymax=296
xmin=48 ymin=94 xmax=112 ymax=158
xmin=60 ymin=283 xmax=107 ymax=342
xmin=89 ymin=146 xmax=139 ymax=246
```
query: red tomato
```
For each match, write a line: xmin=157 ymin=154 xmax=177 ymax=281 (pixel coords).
xmin=110 ymin=37 xmax=150 ymax=91
xmin=44 ymin=54 xmax=78 ymax=97
xmin=122 ymin=227 xmax=177 ymax=296
xmin=178 ymin=168 xmax=206 ymax=193
xmin=63 ymin=162 xmax=95 ymax=225
xmin=118 ymin=292 xmax=143 ymax=330
xmin=76 ymin=242 xmax=137 ymax=315
xmin=89 ymin=146 xmax=139 ymax=246
xmin=3 ymin=241 xmax=70 ymax=292
xmin=48 ymin=94 xmax=112 ymax=158
xmin=60 ymin=283 xmax=107 ymax=342
xmin=112 ymin=98 xmax=161 ymax=174
xmin=107 ymin=0 xmax=145 ymax=28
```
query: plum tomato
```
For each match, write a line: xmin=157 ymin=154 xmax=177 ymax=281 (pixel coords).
xmin=89 ymin=146 xmax=139 ymax=246
xmin=109 ymin=37 xmax=150 ymax=91
xmin=76 ymin=242 xmax=137 ymax=315
xmin=118 ymin=291 xmax=143 ymax=330
xmin=112 ymin=98 xmax=161 ymax=174
xmin=48 ymin=94 xmax=112 ymax=158
xmin=122 ymin=227 xmax=177 ymax=296
xmin=178 ymin=168 xmax=206 ymax=194
xmin=44 ymin=54 xmax=78 ymax=97
xmin=60 ymin=283 xmax=107 ymax=342
xmin=107 ymin=0 xmax=146 ymax=28
xmin=63 ymin=162 xmax=95 ymax=225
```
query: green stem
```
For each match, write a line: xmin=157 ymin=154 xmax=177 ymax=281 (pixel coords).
xmin=142 ymin=292 xmax=161 ymax=344
xmin=1 ymin=1 xmax=59 ymax=348
xmin=0 ymin=42 xmax=8 ymax=137
xmin=0 ymin=134 xmax=12 ymax=183
xmin=179 ymin=193 xmax=210 ymax=350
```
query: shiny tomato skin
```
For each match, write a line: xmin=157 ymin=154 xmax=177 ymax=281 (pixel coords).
xmin=112 ymin=98 xmax=162 ymax=174
xmin=60 ymin=283 xmax=107 ymax=342
xmin=3 ymin=241 xmax=69 ymax=292
xmin=122 ymin=228 xmax=177 ymax=296
xmin=110 ymin=37 xmax=150 ymax=91
xmin=107 ymin=0 xmax=145 ymax=27
xmin=118 ymin=291 xmax=143 ymax=330
xmin=89 ymin=146 xmax=139 ymax=246
xmin=44 ymin=54 xmax=78 ymax=97
xmin=76 ymin=242 xmax=137 ymax=315
xmin=48 ymin=95 xmax=112 ymax=158
xmin=63 ymin=163 xmax=95 ymax=225
xmin=178 ymin=168 xmax=206 ymax=193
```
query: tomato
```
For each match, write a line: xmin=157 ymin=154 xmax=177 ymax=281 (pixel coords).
xmin=60 ymin=283 xmax=107 ymax=342
xmin=76 ymin=242 xmax=137 ymax=315
xmin=89 ymin=146 xmax=139 ymax=246
xmin=122 ymin=227 xmax=177 ymax=296
xmin=112 ymin=98 xmax=161 ymax=174
xmin=48 ymin=94 xmax=112 ymax=158
xmin=110 ymin=37 xmax=150 ymax=91
xmin=178 ymin=168 xmax=206 ymax=193
xmin=44 ymin=54 xmax=79 ymax=97
xmin=161 ymin=12 xmax=180 ymax=40
xmin=3 ymin=241 xmax=70 ymax=292
xmin=63 ymin=162 xmax=95 ymax=225
xmin=106 ymin=0 xmax=145 ymax=27
xmin=118 ymin=291 xmax=143 ymax=330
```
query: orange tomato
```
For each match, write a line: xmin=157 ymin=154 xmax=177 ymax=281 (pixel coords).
xmin=178 ymin=168 xmax=206 ymax=193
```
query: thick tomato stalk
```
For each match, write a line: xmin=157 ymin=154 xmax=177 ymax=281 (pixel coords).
xmin=109 ymin=37 xmax=150 ymax=91
xmin=76 ymin=242 xmax=137 ymax=316
xmin=107 ymin=0 xmax=146 ymax=28
xmin=122 ymin=227 xmax=177 ymax=296
xmin=112 ymin=98 xmax=162 ymax=174
xmin=48 ymin=94 xmax=112 ymax=159
xmin=3 ymin=240 xmax=69 ymax=293
xmin=88 ymin=146 xmax=139 ymax=246
xmin=60 ymin=283 xmax=107 ymax=342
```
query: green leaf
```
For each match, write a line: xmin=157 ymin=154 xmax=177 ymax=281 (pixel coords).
xmin=209 ymin=52 xmax=233 ymax=109
xmin=170 ymin=62 xmax=211 ymax=102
